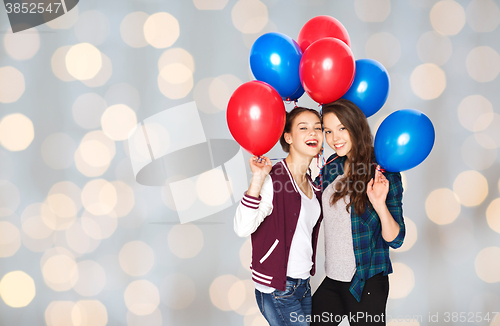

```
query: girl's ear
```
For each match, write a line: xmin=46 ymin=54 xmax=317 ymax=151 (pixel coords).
xmin=284 ymin=132 xmax=292 ymax=145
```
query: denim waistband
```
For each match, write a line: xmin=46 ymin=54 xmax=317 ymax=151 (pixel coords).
xmin=286 ymin=276 xmax=310 ymax=285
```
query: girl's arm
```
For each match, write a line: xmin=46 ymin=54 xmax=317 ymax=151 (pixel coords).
xmin=367 ymin=167 xmax=404 ymax=244
xmin=234 ymin=157 xmax=274 ymax=237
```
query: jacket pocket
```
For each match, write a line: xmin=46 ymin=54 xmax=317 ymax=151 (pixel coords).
xmin=259 ymin=239 xmax=279 ymax=264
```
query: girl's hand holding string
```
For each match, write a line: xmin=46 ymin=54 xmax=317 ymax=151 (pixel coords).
xmin=249 ymin=156 xmax=272 ymax=178
xmin=366 ymin=165 xmax=389 ymax=211
xmin=367 ymin=165 xmax=401 ymax=242
xmin=247 ymin=156 xmax=272 ymax=198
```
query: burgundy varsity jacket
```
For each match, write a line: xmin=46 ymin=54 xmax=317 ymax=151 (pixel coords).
xmin=234 ymin=160 xmax=323 ymax=291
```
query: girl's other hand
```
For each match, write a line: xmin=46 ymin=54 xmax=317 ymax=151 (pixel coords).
xmin=366 ymin=165 xmax=389 ymax=210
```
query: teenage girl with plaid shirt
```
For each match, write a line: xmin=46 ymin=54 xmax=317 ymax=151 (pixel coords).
xmin=311 ymin=99 xmax=405 ymax=325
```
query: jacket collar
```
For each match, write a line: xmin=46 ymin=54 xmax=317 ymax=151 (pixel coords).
xmin=280 ymin=159 xmax=321 ymax=193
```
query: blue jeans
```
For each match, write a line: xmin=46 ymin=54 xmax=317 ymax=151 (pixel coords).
xmin=255 ymin=277 xmax=312 ymax=326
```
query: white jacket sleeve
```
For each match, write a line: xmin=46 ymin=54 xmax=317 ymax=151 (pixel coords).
xmin=234 ymin=174 xmax=274 ymax=237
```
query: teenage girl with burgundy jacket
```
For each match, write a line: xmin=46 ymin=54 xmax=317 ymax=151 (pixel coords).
xmin=234 ymin=107 xmax=324 ymax=326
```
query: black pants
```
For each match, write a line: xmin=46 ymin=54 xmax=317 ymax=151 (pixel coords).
xmin=311 ymin=273 xmax=389 ymax=325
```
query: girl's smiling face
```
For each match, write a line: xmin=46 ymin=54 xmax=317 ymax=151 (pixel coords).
xmin=284 ymin=111 xmax=324 ymax=157
xmin=323 ymin=112 xmax=352 ymax=158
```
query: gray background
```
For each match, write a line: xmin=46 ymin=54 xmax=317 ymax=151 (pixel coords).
xmin=0 ymin=0 xmax=499 ymax=325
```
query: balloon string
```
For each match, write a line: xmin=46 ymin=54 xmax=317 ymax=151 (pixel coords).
xmin=267 ymin=156 xmax=384 ymax=186
xmin=322 ymin=157 xmax=384 ymax=172
xmin=319 ymin=104 xmax=323 ymax=115
xmin=294 ymin=100 xmax=298 ymax=108
xmin=267 ymin=153 xmax=375 ymax=187
xmin=317 ymin=157 xmax=386 ymax=188
xmin=316 ymin=148 xmax=323 ymax=184
xmin=285 ymin=97 xmax=292 ymax=105
xmin=373 ymin=162 xmax=385 ymax=173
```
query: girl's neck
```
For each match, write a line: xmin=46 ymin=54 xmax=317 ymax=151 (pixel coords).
xmin=285 ymin=152 xmax=313 ymax=183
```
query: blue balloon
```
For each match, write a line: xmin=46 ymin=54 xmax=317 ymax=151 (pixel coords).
xmin=250 ymin=32 xmax=303 ymax=99
xmin=342 ymin=59 xmax=390 ymax=118
xmin=374 ymin=109 xmax=435 ymax=172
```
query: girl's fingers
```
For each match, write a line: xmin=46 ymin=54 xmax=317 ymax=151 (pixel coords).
xmin=367 ymin=178 xmax=374 ymax=191
xmin=250 ymin=156 xmax=263 ymax=166
xmin=255 ymin=156 xmax=269 ymax=165
xmin=251 ymin=156 xmax=271 ymax=166
xmin=376 ymin=166 xmax=385 ymax=183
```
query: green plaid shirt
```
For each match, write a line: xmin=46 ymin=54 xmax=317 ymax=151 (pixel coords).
xmin=315 ymin=154 xmax=405 ymax=302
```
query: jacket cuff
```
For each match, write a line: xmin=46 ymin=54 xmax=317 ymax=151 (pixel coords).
xmin=241 ymin=192 xmax=261 ymax=210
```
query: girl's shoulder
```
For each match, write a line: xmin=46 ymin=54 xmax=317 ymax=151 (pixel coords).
xmin=326 ymin=153 xmax=339 ymax=163
xmin=323 ymin=153 xmax=342 ymax=169
xmin=269 ymin=160 xmax=285 ymax=175
xmin=322 ymin=153 xmax=343 ymax=173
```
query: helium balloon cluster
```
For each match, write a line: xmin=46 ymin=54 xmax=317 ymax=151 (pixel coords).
xmin=226 ymin=15 xmax=434 ymax=171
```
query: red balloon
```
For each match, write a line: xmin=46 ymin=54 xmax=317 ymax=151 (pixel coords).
xmin=299 ymin=37 xmax=355 ymax=104
xmin=227 ymin=81 xmax=286 ymax=156
xmin=297 ymin=15 xmax=350 ymax=53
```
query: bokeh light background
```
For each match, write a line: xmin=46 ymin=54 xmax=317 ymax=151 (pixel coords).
xmin=1 ymin=0 xmax=500 ymax=325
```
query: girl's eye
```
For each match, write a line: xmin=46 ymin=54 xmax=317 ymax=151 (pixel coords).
xmin=300 ymin=127 xmax=307 ymax=130
xmin=340 ymin=127 xmax=345 ymax=131
xmin=315 ymin=127 xmax=322 ymax=130
xmin=325 ymin=130 xmax=331 ymax=134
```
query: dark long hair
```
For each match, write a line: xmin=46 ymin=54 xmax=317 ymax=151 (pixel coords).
xmin=322 ymin=99 xmax=375 ymax=215
xmin=279 ymin=106 xmax=321 ymax=153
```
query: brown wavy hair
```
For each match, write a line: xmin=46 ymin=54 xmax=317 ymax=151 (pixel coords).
xmin=322 ymin=99 xmax=375 ymax=215
xmin=279 ymin=107 xmax=321 ymax=153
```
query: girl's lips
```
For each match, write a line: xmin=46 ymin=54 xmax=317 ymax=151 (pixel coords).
xmin=334 ymin=143 xmax=345 ymax=149
xmin=305 ymin=140 xmax=318 ymax=147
